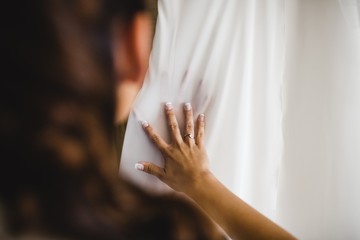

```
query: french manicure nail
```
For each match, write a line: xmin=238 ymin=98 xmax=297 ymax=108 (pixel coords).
xmin=199 ymin=113 xmax=205 ymax=121
xmin=135 ymin=163 xmax=144 ymax=171
xmin=141 ymin=121 xmax=149 ymax=128
xmin=165 ymin=102 xmax=173 ymax=110
xmin=184 ymin=102 xmax=192 ymax=111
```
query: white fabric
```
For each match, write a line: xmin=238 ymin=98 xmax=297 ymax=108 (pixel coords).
xmin=120 ymin=0 xmax=360 ymax=238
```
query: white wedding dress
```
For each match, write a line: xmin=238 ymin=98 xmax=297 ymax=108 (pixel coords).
xmin=120 ymin=0 xmax=360 ymax=238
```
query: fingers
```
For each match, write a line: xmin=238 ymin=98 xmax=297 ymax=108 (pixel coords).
xmin=142 ymin=121 xmax=168 ymax=151
xmin=196 ymin=113 xmax=205 ymax=147
xmin=135 ymin=162 xmax=165 ymax=179
xmin=164 ymin=102 xmax=183 ymax=144
xmin=183 ymin=103 xmax=195 ymax=145
xmin=142 ymin=103 xmax=204 ymax=148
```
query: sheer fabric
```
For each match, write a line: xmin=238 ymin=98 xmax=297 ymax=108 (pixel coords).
xmin=120 ymin=0 xmax=360 ymax=238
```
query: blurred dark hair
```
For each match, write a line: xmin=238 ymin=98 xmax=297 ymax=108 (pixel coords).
xmin=0 ymin=1 xmax=223 ymax=239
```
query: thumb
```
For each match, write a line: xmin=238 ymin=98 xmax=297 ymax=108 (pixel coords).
xmin=135 ymin=162 xmax=165 ymax=179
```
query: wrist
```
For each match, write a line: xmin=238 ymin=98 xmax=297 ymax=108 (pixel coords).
xmin=184 ymin=170 xmax=217 ymax=198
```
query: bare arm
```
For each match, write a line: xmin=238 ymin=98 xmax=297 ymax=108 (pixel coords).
xmin=136 ymin=102 xmax=296 ymax=240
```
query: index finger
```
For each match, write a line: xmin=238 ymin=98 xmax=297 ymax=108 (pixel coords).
xmin=142 ymin=121 xmax=168 ymax=152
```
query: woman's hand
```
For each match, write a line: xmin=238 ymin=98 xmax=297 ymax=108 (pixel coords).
xmin=135 ymin=103 xmax=297 ymax=240
xmin=135 ymin=102 xmax=211 ymax=193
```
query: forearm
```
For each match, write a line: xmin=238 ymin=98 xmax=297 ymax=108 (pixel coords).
xmin=140 ymin=104 xmax=296 ymax=239
xmin=185 ymin=172 xmax=296 ymax=240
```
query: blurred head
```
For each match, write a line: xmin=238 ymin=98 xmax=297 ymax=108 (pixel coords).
xmin=111 ymin=1 xmax=152 ymax=123
xmin=0 ymin=1 xmax=225 ymax=239
xmin=113 ymin=12 xmax=152 ymax=123
xmin=0 ymin=0 xmax=150 ymax=236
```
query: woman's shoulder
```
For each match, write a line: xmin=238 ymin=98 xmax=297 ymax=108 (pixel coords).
xmin=119 ymin=180 xmax=226 ymax=239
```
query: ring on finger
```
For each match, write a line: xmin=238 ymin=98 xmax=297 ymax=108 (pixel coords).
xmin=183 ymin=133 xmax=194 ymax=140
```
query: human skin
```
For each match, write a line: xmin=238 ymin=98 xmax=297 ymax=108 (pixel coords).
xmin=114 ymin=9 xmax=295 ymax=239
xmin=113 ymin=12 xmax=152 ymax=123
xmin=136 ymin=102 xmax=297 ymax=240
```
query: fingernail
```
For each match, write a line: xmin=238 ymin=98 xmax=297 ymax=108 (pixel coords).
xmin=141 ymin=121 xmax=149 ymax=128
xmin=199 ymin=113 xmax=205 ymax=121
xmin=184 ymin=102 xmax=192 ymax=111
xmin=135 ymin=163 xmax=144 ymax=171
xmin=165 ymin=102 xmax=173 ymax=110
